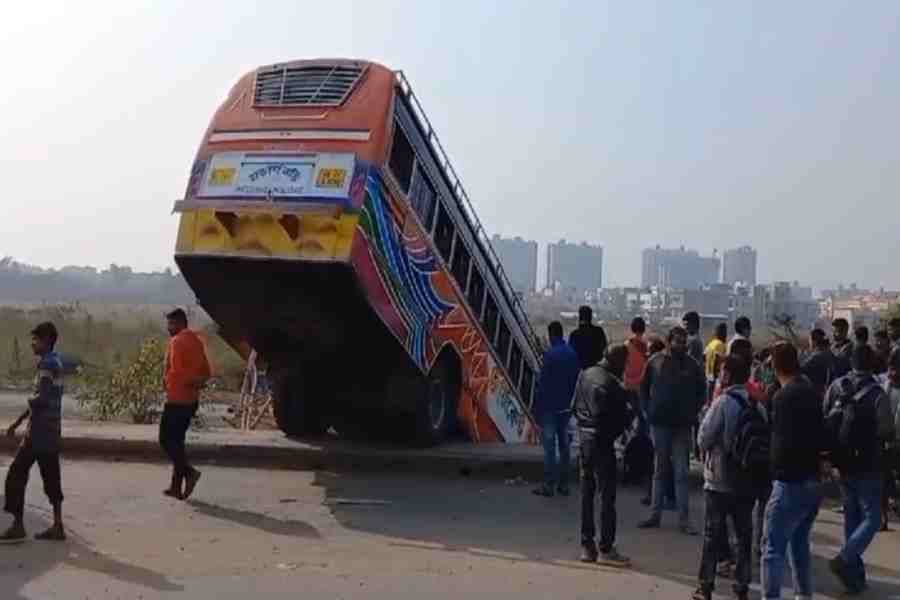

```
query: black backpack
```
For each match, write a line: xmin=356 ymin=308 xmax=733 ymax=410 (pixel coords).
xmin=727 ymin=393 xmax=771 ymax=481
xmin=825 ymin=379 xmax=880 ymax=470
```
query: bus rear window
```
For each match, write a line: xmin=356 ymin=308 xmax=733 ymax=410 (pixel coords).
xmin=509 ymin=343 xmax=522 ymax=387
xmin=483 ymin=294 xmax=499 ymax=343
xmin=496 ymin=320 xmax=511 ymax=362
xmin=389 ymin=122 xmax=414 ymax=193
xmin=467 ymin=267 xmax=485 ymax=318
xmin=434 ymin=203 xmax=454 ymax=262
xmin=409 ymin=168 xmax=437 ymax=231
xmin=451 ymin=240 xmax=471 ymax=292
xmin=520 ymin=364 xmax=534 ymax=408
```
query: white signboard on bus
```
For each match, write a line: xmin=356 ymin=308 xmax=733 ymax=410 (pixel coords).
xmin=197 ymin=152 xmax=355 ymax=200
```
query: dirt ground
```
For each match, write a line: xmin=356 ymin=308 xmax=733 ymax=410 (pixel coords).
xmin=1 ymin=459 xmax=899 ymax=600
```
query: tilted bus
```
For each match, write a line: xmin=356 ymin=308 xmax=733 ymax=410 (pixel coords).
xmin=173 ymin=59 xmax=541 ymax=445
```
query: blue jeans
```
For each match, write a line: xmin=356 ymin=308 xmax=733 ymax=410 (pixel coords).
xmin=540 ymin=411 xmax=571 ymax=489
xmin=839 ymin=477 xmax=882 ymax=586
xmin=761 ymin=479 xmax=822 ymax=599
xmin=649 ymin=425 xmax=691 ymax=526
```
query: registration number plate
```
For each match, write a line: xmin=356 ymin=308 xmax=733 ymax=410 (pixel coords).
xmin=316 ymin=168 xmax=347 ymax=188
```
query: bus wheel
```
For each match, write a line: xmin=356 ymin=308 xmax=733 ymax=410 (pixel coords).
xmin=416 ymin=353 xmax=460 ymax=446
xmin=272 ymin=371 xmax=327 ymax=437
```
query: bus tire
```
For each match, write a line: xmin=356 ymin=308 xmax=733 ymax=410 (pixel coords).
xmin=415 ymin=352 xmax=460 ymax=446
xmin=272 ymin=371 xmax=327 ymax=437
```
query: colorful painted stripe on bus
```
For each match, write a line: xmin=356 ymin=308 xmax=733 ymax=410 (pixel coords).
xmin=356 ymin=171 xmax=455 ymax=371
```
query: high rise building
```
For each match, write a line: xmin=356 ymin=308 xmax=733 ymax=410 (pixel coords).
xmin=490 ymin=235 xmax=538 ymax=294
xmin=641 ymin=246 xmax=720 ymax=289
xmin=546 ymin=240 xmax=603 ymax=299
xmin=722 ymin=246 xmax=758 ymax=286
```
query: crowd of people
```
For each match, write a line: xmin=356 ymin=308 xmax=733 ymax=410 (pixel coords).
xmin=1 ymin=309 xmax=211 ymax=544
xmin=533 ymin=306 xmax=900 ymax=598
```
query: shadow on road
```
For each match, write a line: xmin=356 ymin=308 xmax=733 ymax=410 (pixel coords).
xmin=0 ymin=495 xmax=183 ymax=599
xmin=187 ymin=499 xmax=321 ymax=538
xmin=312 ymin=472 xmax=900 ymax=598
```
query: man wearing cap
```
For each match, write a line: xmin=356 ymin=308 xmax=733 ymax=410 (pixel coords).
xmin=161 ymin=308 xmax=211 ymax=500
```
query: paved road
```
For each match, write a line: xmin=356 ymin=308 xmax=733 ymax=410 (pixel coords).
xmin=1 ymin=459 xmax=899 ymax=599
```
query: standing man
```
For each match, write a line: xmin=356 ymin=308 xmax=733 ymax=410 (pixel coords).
xmin=761 ymin=343 xmax=824 ymax=600
xmin=161 ymin=308 xmax=211 ymax=500
xmin=532 ymin=321 xmax=581 ymax=498
xmin=825 ymin=344 xmax=893 ymax=593
xmin=873 ymin=330 xmax=891 ymax=376
xmin=575 ymin=344 xmax=632 ymax=567
xmin=638 ymin=326 xmax=706 ymax=535
xmin=888 ymin=318 xmax=900 ymax=353
xmin=704 ymin=323 xmax=728 ymax=404
xmin=1 ymin=322 xmax=66 ymax=543
xmin=729 ymin=317 xmax=752 ymax=353
xmin=831 ymin=318 xmax=853 ymax=381
xmin=569 ymin=306 xmax=608 ymax=370
xmin=683 ymin=312 xmax=705 ymax=366
xmin=802 ymin=328 xmax=834 ymax=400
xmin=693 ymin=355 xmax=759 ymax=600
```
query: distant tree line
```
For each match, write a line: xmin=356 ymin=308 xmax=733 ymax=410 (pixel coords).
xmin=0 ymin=257 xmax=194 ymax=304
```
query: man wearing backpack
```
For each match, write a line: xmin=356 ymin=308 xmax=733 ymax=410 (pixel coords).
xmin=692 ymin=354 xmax=762 ymax=600
xmin=761 ymin=343 xmax=824 ymax=600
xmin=824 ymin=344 xmax=894 ymax=593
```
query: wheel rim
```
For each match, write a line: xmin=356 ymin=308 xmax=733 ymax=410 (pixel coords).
xmin=428 ymin=378 xmax=446 ymax=431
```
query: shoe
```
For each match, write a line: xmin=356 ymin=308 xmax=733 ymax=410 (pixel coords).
xmin=532 ymin=485 xmax=554 ymax=498
xmin=0 ymin=524 xmax=26 ymax=544
xmin=580 ymin=543 xmax=598 ymax=563
xmin=829 ymin=555 xmax=856 ymax=593
xmin=637 ymin=517 xmax=661 ymax=529
xmin=679 ymin=524 xmax=699 ymax=536
xmin=163 ymin=488 xmax=183 ymax=500
xmin=34 ymin=525 xmax=66 ymax=541
xmin=597 ymin=547 xmax=631 ymax=568
xmin=691 ymin=586 xmax=711 ymax=600
xmin=183 ymin=469 xmax=202 ymax=500
xmin=556 ymin=486 xmax=570 ymax=497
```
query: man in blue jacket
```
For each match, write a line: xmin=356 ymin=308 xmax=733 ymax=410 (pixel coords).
xmin=533 ymin=321 xmax=581 ymax=497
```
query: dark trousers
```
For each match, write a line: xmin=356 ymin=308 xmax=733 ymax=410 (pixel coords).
xmin=580 ymin=432 xmax=617 ymax=552
xmin=3 ymin=442 xmax=63 ymax=517
xmin=698 ymin=490 xmax=753 ymax=595
xmin=159 ymin=403 xmax=198 ymax=483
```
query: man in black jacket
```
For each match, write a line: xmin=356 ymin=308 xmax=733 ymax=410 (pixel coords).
xmin=831 ymin=318 xmax=853 ymax=381
xmin=568 ymin=306 xmax=608 ymax=370
xmin=638 ymin=326 xmax=707 ymax=535
xmin=574 ymin=344 xmax=631 ymax=567
xmin=802 ymin=328 xmax=834 ymax=399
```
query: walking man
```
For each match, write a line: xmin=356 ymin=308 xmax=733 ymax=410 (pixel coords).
xmin=161 ymin=308 xmax=211 ymax=500
xmin=533 ymin=321 xmax=581 ymax=497
xmin=705 ymin=323 xmax=728 ymax=405
xmin=568 ymin=306 xmax=608 ymax=370
xmin=693 ymin=354 xmax=760 ymax=600
xmin=802 ymin=328 xmax=834 ymax=400
xmin=638 ymin=326 xmax=706 ymax=535
xmin=575 ymin=344 xmax=632 ymax=566
xmin=683 ymin=312 xmax=705 ymax=366
xmin=2 ymin=322 xmax=66 ymax=543
xmin=761 ymin=342 xmax=824 ymax=600
xmin=825 ymin=344 xmax=894 ymax=593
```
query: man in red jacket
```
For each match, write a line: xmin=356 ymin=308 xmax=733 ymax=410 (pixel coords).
xmin=161 ymin=308 xmax=211 ymax=500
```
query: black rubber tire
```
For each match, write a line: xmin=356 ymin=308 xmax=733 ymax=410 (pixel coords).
xmin=272 ymin=371 xmax=327 ymax=437
xmin=415 ymin=357 xmax=459 ymax=447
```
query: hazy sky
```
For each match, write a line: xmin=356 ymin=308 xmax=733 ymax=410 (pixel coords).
xmin=2 ymin=1 xmax=899 ymax=290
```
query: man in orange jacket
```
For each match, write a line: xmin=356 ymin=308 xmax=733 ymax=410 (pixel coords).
xmin=161 ymin=308 xmax=211 ymax=500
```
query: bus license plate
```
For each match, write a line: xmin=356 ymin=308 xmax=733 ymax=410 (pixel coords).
xmin=316 ymin=168 xmax=347 ymax=188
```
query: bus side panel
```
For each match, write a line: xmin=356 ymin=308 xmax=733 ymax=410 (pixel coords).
xmin=351 ymin=168 xmax=537 ymax=444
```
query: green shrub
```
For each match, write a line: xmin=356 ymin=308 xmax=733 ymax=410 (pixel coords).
xmin=77 ymin=337 xmax=165 ymax=423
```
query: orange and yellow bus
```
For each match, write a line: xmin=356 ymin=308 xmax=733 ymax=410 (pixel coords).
xmin=174 ymin=59 xmax=540 ymax=445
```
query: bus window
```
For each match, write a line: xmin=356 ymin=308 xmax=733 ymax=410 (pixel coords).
xmin=509 ymin=342 xmax=522 ymax=388
xmin=450 ymin=238 xmax=471 ymax=293
xmin=388 ymin=121 xmax=415 ymax=193
xmin=496 ymin=319 xmax=511 ymax=363
xmin=467 ymin=267 xmax=485 ymax=319
xmin=434 ymin=202 xmax=454 ymax=262
xmin=520 ymin=364 xmax=534 ymax=408
xmin=483 ymin=293 xmax=498 ymax=343
xmin=409 ymin=166 xmax=437 ymax=232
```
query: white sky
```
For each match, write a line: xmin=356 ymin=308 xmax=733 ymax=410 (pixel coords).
xmin=2 ymin=1 xmax=899 ymax=290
